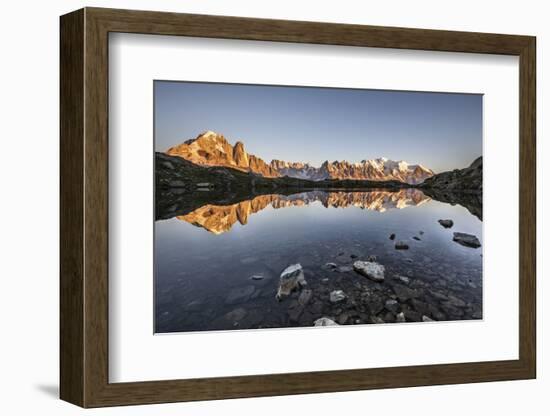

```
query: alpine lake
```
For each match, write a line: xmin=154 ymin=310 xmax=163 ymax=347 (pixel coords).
xmin=155 ymin=188 xmax=482 ymax=333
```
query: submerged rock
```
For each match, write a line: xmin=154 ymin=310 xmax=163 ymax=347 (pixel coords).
xmin=314 ymin=317 xmax=339 ymax=326
xmin=330 ymin=290 xmax=347 ymax=303
xmin=225 ymin=285 xmax=255 ymax=304
xmin=447 ymin=295 xmax=467 ymax=307
xmin=288 ymin=304 xmax=304 ymax=322
xmin=385 ymin=299 xmax=400 ymax=314
xmin=250 ymin=274 xmax=265 ymax=281
xmin=438 ymin=219 xmax=454 ymax=228
xmin=224 ymin=307 xmax=247 ymax=322
xmin=403 ymin=309 xmax=422 ymax=322
xmin=353 ymin=261 xmax=385 ymax=282
xmin=298 ymin=289 xmax=313 ymax=306
xmin=337 ymin=312 xmax=351 ymax=325
xmin=240 ymin=256 xmax=259 ymax=265
xmin=452 ymin=232 xmax=481 ymax=248
xmin=392 ymin=284 xmax=420 ymax=302
xmin=396 ymin=275 xmax=410 ymax=284
xmin=395 ymin=241 xmax=409 ymax=250
xmin=276 ymin=263 xmax=307 ymax=301
xmin=168 ymin=180 xmax=186 ymax=188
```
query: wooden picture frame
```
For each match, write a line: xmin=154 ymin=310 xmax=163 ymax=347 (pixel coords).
xmin=60 ymin=7 xmax=536 ymax=408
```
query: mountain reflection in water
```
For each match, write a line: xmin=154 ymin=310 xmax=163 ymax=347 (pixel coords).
xmin=155 ymin=188 xmax=482 ymax=333
xmin=177 ymin=189 xmax=431 ymax=235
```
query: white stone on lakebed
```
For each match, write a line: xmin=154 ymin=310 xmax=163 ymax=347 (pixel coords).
xmin=330 ymin=290 xmax=347 ymax=303
xmin=314 ymin=317 xmax=339 ymax=327
xmin=396 ymin=312 xmax=406 ymax=323
xmin=276 ymin=263 xmax=307 ymax=301
xmin=353 ymin=261 xmax=385 ymax=282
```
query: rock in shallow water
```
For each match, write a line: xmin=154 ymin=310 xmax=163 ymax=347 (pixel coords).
xmin=168 ymin=180 xmax=186 ymax=187
xmin=396 ymin=275 xmax=410 ymax=284
xmin=276 ymin=263 xmax=307 ymax=301
xmin=395 ymin=241 xmax=409 ymax=250
xmin=353 ymin=261 xmax=385 ymax=282
xmin=225 ymin=285 xmax=255 ymax=304
xmin=314 ymin=317 xmax=339 ymax=326
xmin=385 ymin=299 xmax=400 ymax=314
xmin=389 ymin=233 xmax=396 ymax=240
xmin=330 ymin=290 xmax=347 ymax=303
xmin=250 ymin=274 xmax=264 ymax=281
xmin=288 ymin=305 xmax=304 ymax=322
xmin=224 ymin=308 xmax=247 ymax=322
xmin=298 ymin=289 xmax=312 ymax=306
xmin=337 ymin=312 xmax=351 ymax=325
xmin=396 ymin=312 xmax=406 ymax=323
xmin=438 ymin=219 xmax=454 ymax=228
xmin=452 ymin=232 xmax=481 ymax=248
xmin=392 ymin=284 xmax=420 ymax=302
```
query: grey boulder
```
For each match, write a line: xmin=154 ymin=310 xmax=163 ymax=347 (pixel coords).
xmin=314 ymin=317 xmax=339 ymax=326
xmin=353 ymin=261 xmax=385 ymax=282
xmin=276 ymin=263 xmax=307 ymax=300
xmin=453 ymin=232 xmax=481 ymax=248
xmin=330 ymin=290 xmax=347 ymax=303
xmin=438 ymin=219 xmax=454 ymax=228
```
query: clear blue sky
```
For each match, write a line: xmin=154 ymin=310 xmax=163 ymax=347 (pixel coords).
xmin=154 ymin=81 xmax=482 ymax=173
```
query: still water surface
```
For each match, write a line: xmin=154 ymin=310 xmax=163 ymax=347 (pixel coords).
xmin=155 ymin=190 xmax=482 ymax=333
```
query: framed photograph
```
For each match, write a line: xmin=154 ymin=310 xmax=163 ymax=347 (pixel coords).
xmin=60 ymin=7 xmax=536 ymax=407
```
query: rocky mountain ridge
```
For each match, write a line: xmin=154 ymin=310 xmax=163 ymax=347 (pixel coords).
xmin=166 ymin=131 xmax=434 ymax=184
xmin=419 ymin=156 xmax=482 ymax=191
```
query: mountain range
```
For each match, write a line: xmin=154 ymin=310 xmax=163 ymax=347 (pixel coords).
xmin=166 ymin=131 xmax=435 ymax=184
